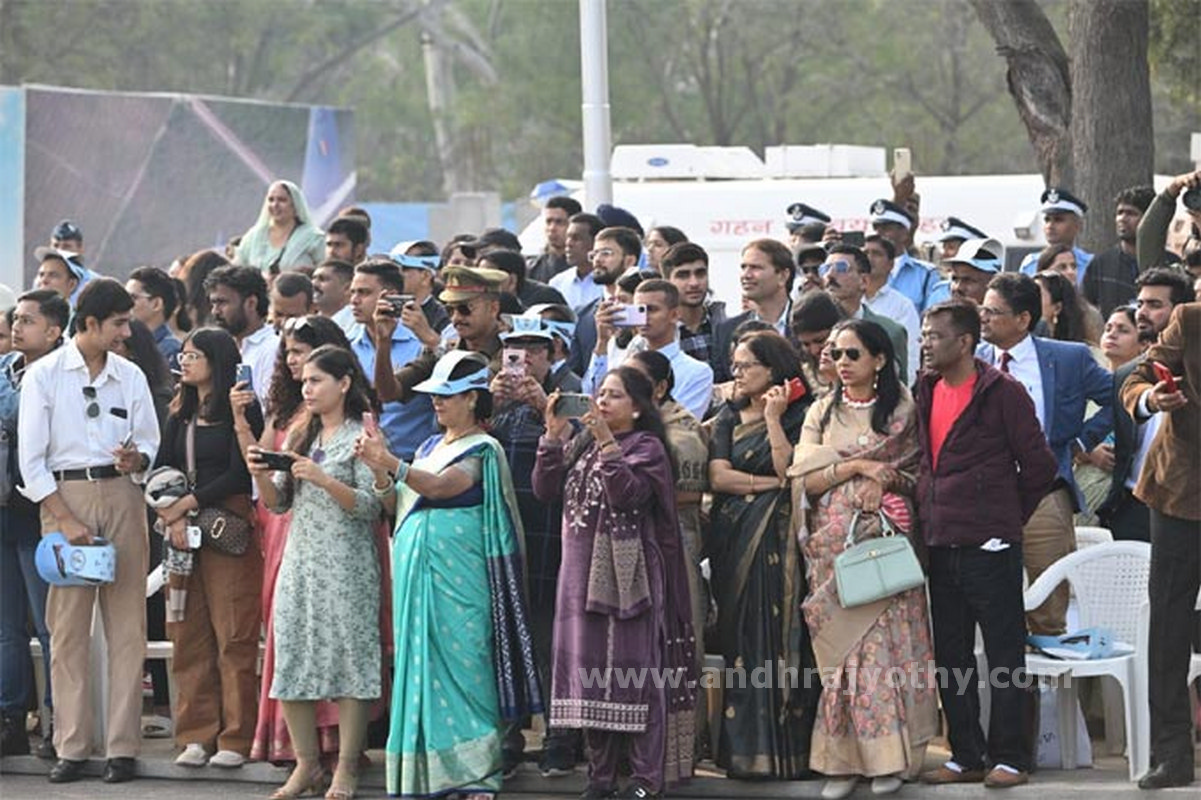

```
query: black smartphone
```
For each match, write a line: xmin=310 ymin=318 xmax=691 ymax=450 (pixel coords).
xmin=841 ymin=230 xmax=866 ymax=247
xmin=553 ymin=393 xmax=592 ymax=418
xmin=385 ymin=294 xmax=416 ymax=315
xmin=255 ymin=450 xmax=296 ymax=472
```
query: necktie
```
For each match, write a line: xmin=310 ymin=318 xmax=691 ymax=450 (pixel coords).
xmin=1000 ymin=351 xmax=1012 ymax=373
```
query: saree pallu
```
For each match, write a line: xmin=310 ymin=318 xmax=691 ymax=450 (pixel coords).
xmin=790 ymin=393 xmax=938 ymax=779
xmin=385 ymin=434 xmax=542 ymax=797
xmin=706 ymin=401 xmax=819 ymax=779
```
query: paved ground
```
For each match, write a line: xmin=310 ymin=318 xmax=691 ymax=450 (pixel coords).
xmin=4 ymin=745 xmax=1199 ymax=799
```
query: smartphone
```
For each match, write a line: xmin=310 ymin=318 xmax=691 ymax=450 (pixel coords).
xmin=893 ymin=147 xmax=912 ymax=181
xmin=553 ymin=393 xmax=592 ymax=419
xmin=236 ymin=363 xmax=253 ymax=391
xmin=613 ymin=303 xmax=648 ymax=327
xmin=841 ymin=230 xmax=865 ymax=248
xmin=362 ymin=412 xmax=379 ymax=437
xmin=255 ymin=450 xmax=296 ymax=472
xmin=503 ymin=347 xmax=528 ymax=377
xmin=186 ymin=525 xmax=203 ymax=550
xmin=786 ymin=376 xmax=808 ymax=404
xmin=1152 ymin=361 xmax=1179 ymax=394
xmin=120 ymin=432 xmax=136 ymax=450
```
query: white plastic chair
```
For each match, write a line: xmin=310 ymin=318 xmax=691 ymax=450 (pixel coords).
xmin=1023 ymin=541 xmax=1151 ymax=781
xmin=1074 ymin=525 xmax=1113 ymax=549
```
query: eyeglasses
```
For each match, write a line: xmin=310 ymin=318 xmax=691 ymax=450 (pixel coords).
xmin=829 ymin=347 xmax=863 ymax=362
xmin=178 ymin=351 xmax=204 ymax=363
xmin=979 ymin=307 xmax=1013 ymax=319
xmin=587 ymin=248 xmax=617 ymax=261
xmin=730 ymin=360 xmax=765 ymax=374
xmin=447 ymin=301 xmax=477 ymax=317
xmin=82 ymin=386 xmax=100 ymax=418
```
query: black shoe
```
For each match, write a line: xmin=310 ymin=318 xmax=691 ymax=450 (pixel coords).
xmin=1138 ymin=762 xmax=1195 ymax=789
xmin=539 ymin=747 xmax=576 ymax=778
xmin=102 ymin=757 xmax=137 ymax=783
xmin=47 ymin=758 xmax=87 ymax=783
xmin=34 ymin=723 xmax=56 ymax=759
xmin=616 ymin=784 xmax=661 ymax=799
xmin=501 ymin=750 xmax=522 ymax=780
xmin=1 ymin=713 xmax=30 ymax=756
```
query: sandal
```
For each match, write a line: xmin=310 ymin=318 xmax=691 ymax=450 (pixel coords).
xmin=270 ymin=763 xmax=327 ymax=799
xmin=325 ymin=760 xmax=360 ymax=800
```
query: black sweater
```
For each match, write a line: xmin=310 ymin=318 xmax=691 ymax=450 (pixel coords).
xmin=156 ymin=405 xmax=264 ymax=506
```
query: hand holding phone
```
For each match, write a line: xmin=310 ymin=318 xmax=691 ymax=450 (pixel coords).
xmin=362 ymin=412 xmax=379 ymax=437
xmin=612 ymin=304 xmax=648 ymax=328
xmin=254 ymin=450 xmax=297 ymax=472
xmin=1152 ymin=361 xmax=1179 ymax=394
xmin=503 ymin=348 xmax=528 ymax=377
xmin=786 ymin=376 xmax=808 ymax=404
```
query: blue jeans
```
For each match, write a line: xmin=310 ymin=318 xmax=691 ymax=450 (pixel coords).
xmin=0 ymin=502 xmax=52 ymax=714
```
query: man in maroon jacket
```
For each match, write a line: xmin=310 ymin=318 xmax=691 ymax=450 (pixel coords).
xmin=915 ymin=301 xmax=1057 ymax=789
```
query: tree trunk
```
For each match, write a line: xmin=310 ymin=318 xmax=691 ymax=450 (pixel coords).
xmin=969 ymin=0 xmax=1073 ymax=185
xmin=1068 ymin=0 xmax=1154 ymax=253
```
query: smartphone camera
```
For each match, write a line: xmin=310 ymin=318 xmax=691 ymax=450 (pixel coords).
xmin=614 ymin=304 xmax=648 ymax=327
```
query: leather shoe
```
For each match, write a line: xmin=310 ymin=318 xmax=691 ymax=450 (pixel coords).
xmin=102 ymin=757 xmax=137 ymax=783
xmin=47 ymin=758 xmax=87 ymax=783
xmin=984 ymin=766 xmax=1028 ymax=788
xmin=1137 ymin=762 xmax=1195 ymax=789
xmin=920 ymin=764 xmax=986 ymax=784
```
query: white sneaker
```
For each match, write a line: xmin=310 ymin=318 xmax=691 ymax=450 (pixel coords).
xmin=174 ymin=743 xmax=208 ymax=767
xmin=871 ymin=776 xmax=904 ymax=795
xmin=821 ymin=776 xmax=860 ymax=800
xmin=208 ymin=749 xmax=246 ymax=768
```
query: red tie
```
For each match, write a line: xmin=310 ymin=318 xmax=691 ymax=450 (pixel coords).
xmin=1000 ymin=351 xmax=1012 ymax=373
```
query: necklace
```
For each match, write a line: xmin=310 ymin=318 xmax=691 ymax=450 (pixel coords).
xmin=443 ymin=426 xmax=481 ymax=445
xmin=842 ymin=388 xmax=877 ymax=409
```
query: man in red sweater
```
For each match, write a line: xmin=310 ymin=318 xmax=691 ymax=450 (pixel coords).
xmin=914 ymin=301 xmax=1058 ymax=789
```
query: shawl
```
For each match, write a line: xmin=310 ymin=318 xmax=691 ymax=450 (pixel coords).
xmin=235 ymin=179 xmax=326 ymax=273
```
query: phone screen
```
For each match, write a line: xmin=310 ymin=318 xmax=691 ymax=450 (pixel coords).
xmin=554 ymin=393 xmax=592 ymax=418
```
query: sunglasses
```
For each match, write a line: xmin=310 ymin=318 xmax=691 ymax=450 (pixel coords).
xmin=829 ymin=347 xmax=863 ymax=362
xmin=82 ymin=386 xmax=100 ymax=418
xmin=282 ymin=316 xmax=313 ymax=334
xmin=447 ymin=302 xmax=477 ymax=317
xmin=819 ymin=261 xmax=855 ymax=277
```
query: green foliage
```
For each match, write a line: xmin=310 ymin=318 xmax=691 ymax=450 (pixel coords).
xmin=0 ymin=0 xmax=1191 ymax=203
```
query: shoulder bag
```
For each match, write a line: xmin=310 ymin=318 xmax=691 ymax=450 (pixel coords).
xmin=834 ymin=507 xmax=925 ymax=608
xmin=187 ymin=421 xmax=252 ymax=556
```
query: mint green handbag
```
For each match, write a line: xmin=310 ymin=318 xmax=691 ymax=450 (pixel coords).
xmin=834 ymin=509 xmax=925 ymax=608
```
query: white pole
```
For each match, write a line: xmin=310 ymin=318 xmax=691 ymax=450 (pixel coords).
xmin=579 ymin=0 xmax=613 ymax=209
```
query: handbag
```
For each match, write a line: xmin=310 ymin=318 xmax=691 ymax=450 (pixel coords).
xmin=186 ymin=421 xmax=252 ymax=556
xmin=833 ymin=508 xmax=925 ymax=608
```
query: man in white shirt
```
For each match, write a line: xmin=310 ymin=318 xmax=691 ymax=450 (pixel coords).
xmin=549 ymin=213 xmax=606 ymax=312
xmin=586 ymin=279 xmax=713 ymax=420
xmin=862 ymin=235 xmax=922 ymax=380
xmin=204 ymin=265 xmax=279 ymax=407
xmin=18 ymin=278 xmax=160 ymax=784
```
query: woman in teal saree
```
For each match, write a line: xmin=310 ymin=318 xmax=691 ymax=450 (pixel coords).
xmin=357 ymin=352 xmax=541 ymax=799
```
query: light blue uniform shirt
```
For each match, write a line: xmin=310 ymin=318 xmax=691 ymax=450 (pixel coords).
xmin=351 ymin=324 xmax=436 ymax=460
xmin=887 ymin=253 xmax=939 ymax=314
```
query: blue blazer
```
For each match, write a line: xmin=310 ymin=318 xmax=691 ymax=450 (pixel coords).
xmin=567 ymin=297 xmax=600 ymax=377
xmin=977 ymin=336 xmax=1113 ymax=510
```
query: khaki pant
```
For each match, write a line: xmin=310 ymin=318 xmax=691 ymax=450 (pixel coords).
xmin=168 ymin=541 xmax=263 ymax=755
xmin=41 ymin=477 xmax=148 ymax=760
xmin=1022 ymin=486 xmax=1077 ymax=636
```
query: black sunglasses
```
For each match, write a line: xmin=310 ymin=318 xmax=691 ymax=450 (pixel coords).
xmin=82 ymin=386 xmax=100 ymax=418
xmin=829 ymin=347 xmax=863 ymax=362
xmin=447 ymin=302 xmax=476 ymax=317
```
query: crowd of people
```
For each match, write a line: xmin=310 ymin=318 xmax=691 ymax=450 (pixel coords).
xmin=0 ymin=168 xmax=1199 ymax=800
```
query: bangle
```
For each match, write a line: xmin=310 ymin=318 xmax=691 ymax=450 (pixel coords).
xmin=372 ymin=480 xmax=393 ymax=498
xmin=824 ymin=463 xmax=838 ymax=484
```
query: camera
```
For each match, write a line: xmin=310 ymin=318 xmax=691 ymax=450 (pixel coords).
xmin=1182 ymin=185 xmax=1201 ymax=212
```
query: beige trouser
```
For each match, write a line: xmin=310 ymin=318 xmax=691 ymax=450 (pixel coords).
xmin=1022 ymin=486 xmax=1077 ymax=636
xmin=168 ymin=543 xmax=263 ymax=755
xmin=41 ymin=477 xmax=148 ymax=760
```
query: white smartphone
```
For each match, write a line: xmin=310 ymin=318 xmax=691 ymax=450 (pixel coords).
xmin=893 ymin=147 xmax=912 ymax=181
xmin=186 ymin=525 xmax=203 ymax=550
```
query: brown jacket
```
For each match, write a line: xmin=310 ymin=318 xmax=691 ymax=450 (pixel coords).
xmin=1121 ymin=302 xmax=1201 ymax=521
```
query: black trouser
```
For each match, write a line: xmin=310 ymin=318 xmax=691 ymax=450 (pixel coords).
xmin=1107 ymin=494 xmax=1151 ymax=543
xmin=928 ymin=545 xmax=1032 ymax=772
xmin=1147 ymin=508 xmax=1201 ymax=769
